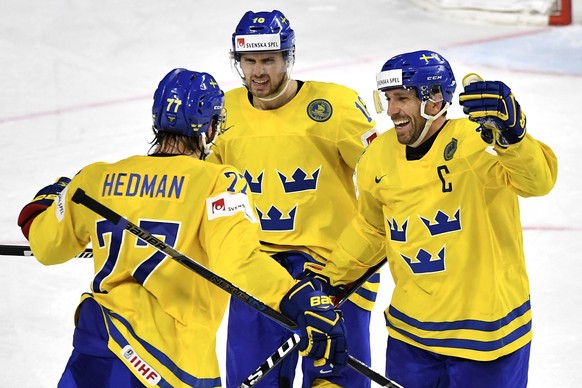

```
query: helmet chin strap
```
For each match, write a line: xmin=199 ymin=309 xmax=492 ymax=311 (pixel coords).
xmin=408 ymin=100 xmax=450 ymax=148
xmin=199 ymin=132 xmax=211 ymax=160
xmin=255 ymin=78 xmax=291 ymax=102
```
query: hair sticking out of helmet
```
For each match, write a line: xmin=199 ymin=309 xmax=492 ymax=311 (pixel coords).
xmin=230 ymin=10 xmax=296 ymax=84
xmin=373 ymin=50 xmax=457 ymax=147
xmin=151 ymin=68 xmax=225 ymax=158
xmin=152 ymin=68 xmax=225 ymax=139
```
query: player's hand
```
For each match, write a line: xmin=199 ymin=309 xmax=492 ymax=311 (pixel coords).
xmin=280 ymin=277 xmax=348 ymax=372
xmin=459 ymin=73 xmax=527 ymax=147
xmin=18 ymin=177 xmax=71 ymax=239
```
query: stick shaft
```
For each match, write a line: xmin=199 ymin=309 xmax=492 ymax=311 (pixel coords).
xmin=0 ymin=244 xmax=93 ymax=258
xmin=71 ymin=188 xmax=397 ymax=387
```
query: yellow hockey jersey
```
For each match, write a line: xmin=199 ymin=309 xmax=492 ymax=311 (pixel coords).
xmin=323 ymin=118 xmax=558 ymax=360
xmin=208 ymin=81 xmax=379 ymax=309
xmin=28 ymin=154 xmax=296 ymax=387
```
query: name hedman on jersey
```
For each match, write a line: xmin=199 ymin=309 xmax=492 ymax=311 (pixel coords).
xmin=101 ymin=173 xmax=186 ymax=199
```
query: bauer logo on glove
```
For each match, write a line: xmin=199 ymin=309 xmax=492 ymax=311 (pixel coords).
xmin=459 ymin=73 xmax=527 ymax=147
xmin=280 ymin=277 xmax=348 ymax=373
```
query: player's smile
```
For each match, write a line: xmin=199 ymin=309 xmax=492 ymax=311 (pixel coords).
xmin=392 ymin=117 xmax=410 ymax=130
xmin=392 ymin=117 xmax=413 ymax=139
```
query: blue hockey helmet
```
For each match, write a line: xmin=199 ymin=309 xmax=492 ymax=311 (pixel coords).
xmin=376 ymin=50 xmax=456 ymax=104
xmin=231 ymin=10 xmax=295 ymax=56
xmin=152 ymin=68 xmax=225 ymax=138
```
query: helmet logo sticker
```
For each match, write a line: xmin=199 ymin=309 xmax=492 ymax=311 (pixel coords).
xmin=376 ymin=69 xmax=403 ymax=89
xmin=420 ymin=53 xmax=439 ymax=63
xmin=307 ymin=99 xmax=333 ymax=122
xmin=234 ymin=34 xmax=281 ymax=52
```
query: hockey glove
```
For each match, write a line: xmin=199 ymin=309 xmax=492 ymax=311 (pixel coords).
xmin=18 ymin=176 xmax=71 ymax=239
xmin=459 ymin=73 xmax=527 ymax=147
xmin=280 ymin=277 xmax=348 ymax=373
xmin=301 ymin=262 xmax=345 ymax=301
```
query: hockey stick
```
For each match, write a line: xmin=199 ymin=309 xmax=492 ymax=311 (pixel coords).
xmin=239 ymin=257 xmax=388 ymax=388
xmin=71 ymin=188 xmax=399 ymax=388
xmin=70 ymin=188 xmax=296 ymax=329
xmin=0 ymin=244 xmax=94 ymax=258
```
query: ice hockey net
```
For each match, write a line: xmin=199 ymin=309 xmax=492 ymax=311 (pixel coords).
xmin=412 ymin=0 xmax=572 ymax=26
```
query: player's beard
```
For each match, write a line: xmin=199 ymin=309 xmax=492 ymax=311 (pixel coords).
xmin=250 ymin=73 xmax=288 ymax=100
xmin=394 ymin=116 xmax=424 ymax=145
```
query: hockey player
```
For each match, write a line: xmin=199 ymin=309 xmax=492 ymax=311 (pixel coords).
xmin=16 ymin=68 xmax=347 ymax=388
xmin=319 ymin=50 xmax=558 ymax=387
xmin=207 ymin=9 xmax=379 ymax=388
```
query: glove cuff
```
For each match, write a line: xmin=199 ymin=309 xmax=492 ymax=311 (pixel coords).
xmin=496 ymin=126 xmax=526 ymax=148
xmin=17 ymin=203 xmax=49 ymax=239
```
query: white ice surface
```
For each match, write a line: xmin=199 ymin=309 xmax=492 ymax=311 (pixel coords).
xmin=1 ymin=1 xmax=581 ymax=386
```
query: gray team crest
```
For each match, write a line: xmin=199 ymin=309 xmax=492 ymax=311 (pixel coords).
xmin=444 ymin=138 xmax=458 ymax=161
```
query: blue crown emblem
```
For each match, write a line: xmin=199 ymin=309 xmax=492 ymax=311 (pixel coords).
xmin=387 ymin=218 xmax=408 ymax=242
xmin=401 ymin=246 xmax=446 ymax=274
xmin=244 ymin=170 xmax=264 ymax=194
xmin=419 ymin=209 xmax=461 ymax=236
xmin=256 ymin=205 xmax=297 ymax=231
xmin=278 ymin=168 xmax=320 ymax=193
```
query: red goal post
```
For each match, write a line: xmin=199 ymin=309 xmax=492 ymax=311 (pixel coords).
xmin=412 ymin=0 xmax=572 ymax=26
xmin=550 ymin=0 xmax=572 ymax=25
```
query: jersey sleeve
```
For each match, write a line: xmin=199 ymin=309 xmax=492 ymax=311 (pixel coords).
xmin=321 ymin=149 xmax=386 ymax=286
xmin=461 ymin=127 xmax=558 ymax=197
xmin=335 ymin=88 xmax=378 ymax=169
xmin=494 ymin=134 xmax=558 ymax=197
xmin=28 ymin=169 xmax=92 ymax=265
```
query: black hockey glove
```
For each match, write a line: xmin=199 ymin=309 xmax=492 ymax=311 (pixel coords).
xmin=280 ymin=277 xmax=348 ymax=373
xmin=459 ymin=73 xmax=527 ymax=147
xmin=18 ymin=176 xmax=71 ymax=239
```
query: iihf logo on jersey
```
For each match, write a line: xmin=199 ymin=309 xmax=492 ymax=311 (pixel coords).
xmin=123 ymin=348 xmax=134 ymax=358
xmin=121 ymin=345 xmax=161 ymax=386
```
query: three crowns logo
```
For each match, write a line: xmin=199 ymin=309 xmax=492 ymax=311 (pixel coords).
xmin=278 ymin=167 xmax=320 ymax=193
xmin=401 ymin=246 xmax=446 ymax=274
xmin=256 ymin=205 xmax=297 ymax=231
xmin=419 ymin=209 xmax=461 ymax=236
